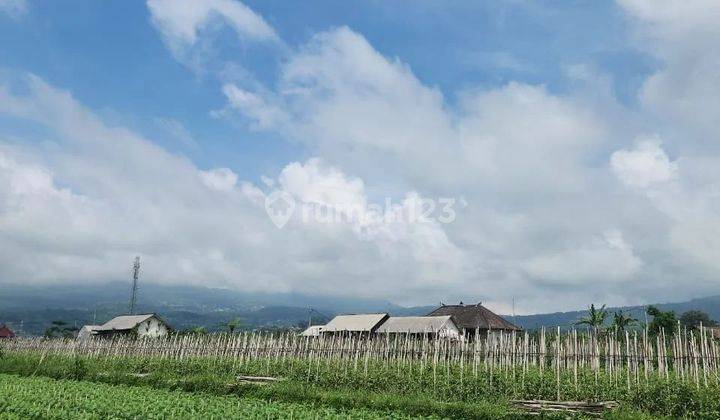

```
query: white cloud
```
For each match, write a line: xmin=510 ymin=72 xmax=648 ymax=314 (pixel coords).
xmin=221 ymin=27 xmax=607 ymax=198
xmin=199 ymin=167 xmax=238 ymax=191
xmin=154 ymin=117 xmax=198 ymax=149
xmin=611 ymin=137 xmax=677 ymax=188
xmin=215 ymin=26 xmax=668 ymax=310
xmin=618 ymin=0 xmax=720 ymax=144
xmin=6 ymin=3 xmax=720 ymax=312
xmin=523 ymin=230 xmax=642 ymax=284
xmin=219 ymin=84 xmax=287 ymax=129
xmin=147 ymin=0 xmax=278 ymax=68
xmin=0 ymin=75 xmax=468 ymax=304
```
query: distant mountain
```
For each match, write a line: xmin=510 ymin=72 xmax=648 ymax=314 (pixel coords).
xmin=0 ymin=282 xmax=432 ymax=336
xmin=507 ymin=295 xmax=720 ymax=330
xmin=2 ymin=281 xmax=717 ymax=336
xmin=0 ymin=282 xmax=399 ymax=313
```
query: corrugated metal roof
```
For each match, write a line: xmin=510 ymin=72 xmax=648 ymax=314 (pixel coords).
xmin=80 ymin=325 xmax=101 ymax=331
xmin=376 ymin=316 xmax=455 ymax=334
xmin=300 ymin=325 xmax=325 ymax=336
xmin=322 ymin=313 xmax=388 ymax=332
xmin=427 ymin=304 xmax=520 ymax=331
xmin=97 ymin=314 xmax=155 ymax=331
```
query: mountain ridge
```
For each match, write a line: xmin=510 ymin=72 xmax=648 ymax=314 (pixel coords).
xmin=1 ymin=282 xmax=718 ymax=336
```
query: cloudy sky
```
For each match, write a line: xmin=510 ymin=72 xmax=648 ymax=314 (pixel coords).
xmin=1 ymin=0 xmax=719 ymax=313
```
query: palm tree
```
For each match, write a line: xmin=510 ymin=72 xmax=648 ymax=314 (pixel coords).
xmin=576 ymin=304 xmax=608 ymax=329
xmin=612 ymin=311 xmax=637 ymax=333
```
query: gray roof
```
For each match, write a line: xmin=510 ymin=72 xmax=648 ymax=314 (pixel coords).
xmin=300 ymin=325 xmax=325 ymax=336
xmin=376 ymin=316 xmax=456 ymax=334
xmin=96 ymin=314 xmax=157 ymax=331
xmin=80 ymin=325 xmax=101 ymax=331
xmin=322 ymin=313 xmax=388 ymax=332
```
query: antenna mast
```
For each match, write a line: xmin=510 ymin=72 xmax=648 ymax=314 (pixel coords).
xmin=128 ymin=256 xmax=141 ymax=315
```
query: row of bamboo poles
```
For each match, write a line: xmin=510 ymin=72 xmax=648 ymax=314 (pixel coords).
xmin=3 ymin=327 xmax=719 ymax=389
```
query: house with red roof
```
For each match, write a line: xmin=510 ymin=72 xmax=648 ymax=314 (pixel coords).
xmin=0 ymin=324 xmax=15 ymax=339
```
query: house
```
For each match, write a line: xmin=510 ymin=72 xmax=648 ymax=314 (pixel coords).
xmin=322 ymin=313 xmax=389 ymax=335
xmin=427 ymin=302 xmax=520 ymax=336
xmin=77 ymin=325 xmax=101 ymax=341
xmin=0 ymin=324 xmax=15 ymax=339
xmin=91 ymin=314 xmax=170 ymax=339
xmin=300 ymin=325 xmax=325 ymax=337
xmin=375 ymin=316 xmax=461 ymax=339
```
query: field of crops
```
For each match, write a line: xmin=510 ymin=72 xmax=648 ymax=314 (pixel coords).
xmin=0 ymin=373 xmax=427 ymax=419
xmin=2 ymin=329 xmax=719 ymax=418
xmin=0 ymin=350 xmax=713 ymax=418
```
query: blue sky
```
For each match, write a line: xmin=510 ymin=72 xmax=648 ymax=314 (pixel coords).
xmin=1 ymin=0 xmax=719 ymax=313
xmin=0 ymin=0 xmax=653 ymax=179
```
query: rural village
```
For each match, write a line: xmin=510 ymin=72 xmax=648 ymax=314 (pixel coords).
xmin=2 ymin=0 xmax=720 ymax=418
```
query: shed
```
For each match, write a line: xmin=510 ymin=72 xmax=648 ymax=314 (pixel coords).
xmin=376 ymin=316 xmax=460 ymax=339
xmin=322 ymin=313 xmax=389 ymax=335
xmin=94 ymin=314 xmax=169 ymax=338
xmin=0 ymin=324 xmax=15 ymax=339
xmin=427 ymin=303 xmax=520 ymax=335
xmin=300 ymin=325 xmax=325 ymax=337
xmin=77 ymin=325 xmax=101 ymax=341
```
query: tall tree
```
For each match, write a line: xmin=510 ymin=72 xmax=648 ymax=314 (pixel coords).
xmin=679 ymin=310 xmax=717 ymax=330
xmin=612 ymin=311 xmax=637 ymax=333
xmin=225 ymin=318 xmax=244 ymax=334
xmin=647 ymin=306 xmax=677 ymax=336
xmin=576 ymin=304 xmax=608 ymax=329
xmin=43 ymin=320 xmax=77 ymax=339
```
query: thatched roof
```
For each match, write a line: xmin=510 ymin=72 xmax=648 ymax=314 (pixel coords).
xmin=323 ymin=313 xmax=388 ymax=332
xmin=376 ymin=316 xmax=456 ymax=334
xmin=427 ymin=303 xmax=520 ymax=331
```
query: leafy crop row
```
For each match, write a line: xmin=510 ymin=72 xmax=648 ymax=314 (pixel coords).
xmin=2 ymin=351 xmax=718 ymax=418
xmin=0 ymin=373 xmax=426 ymax=419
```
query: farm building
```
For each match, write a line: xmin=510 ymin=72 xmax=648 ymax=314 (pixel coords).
xmin=0 ymin=324 xmax=15 ymax=339
xmin=427 ymin=303 xmax=520 ymax=336
xmin=88 ymin=314 xmax=170 ymax=339
xmin=300 ymin=325 xmax=325 ymax=337
xmin=376 ymin=316 xmax=461 ymax=339
xmin=77 ymin=325 xmax=101 ymax=341
xmin=322 ymin=313 xmax=388 ymax=335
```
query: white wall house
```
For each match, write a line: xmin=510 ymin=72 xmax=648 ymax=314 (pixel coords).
xmin=81 ymin=314 xmax=170 ymax=339
xmin=375 ymin=316 xmax=462 ymax=339
xmin=300 ymin=325 xmax=325 ymax=337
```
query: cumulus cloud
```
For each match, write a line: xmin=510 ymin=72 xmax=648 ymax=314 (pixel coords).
xmin=221 ymin=27 xmax=607 ymax=198
xmin=611 ymin=138 xmax=677 ymax=188
xmin=214 ymin=26 xmax=669 ymax=310
xmin=199 ymin=167 xmax=238 ymax=191
xmin=0 ymin=75 xmax=468 ymax=304
xmin=218 ymin=84 xmax=287 ymax=129
xmin=147 ymin=0 xmax=278 ymax=68
xmin=523 ymin=230 xmax=642 ymax=284
xmin=618 ymin=0 xmax=720 ymax=144
xmin=5 ymin=1 xmax=720 ymax=312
